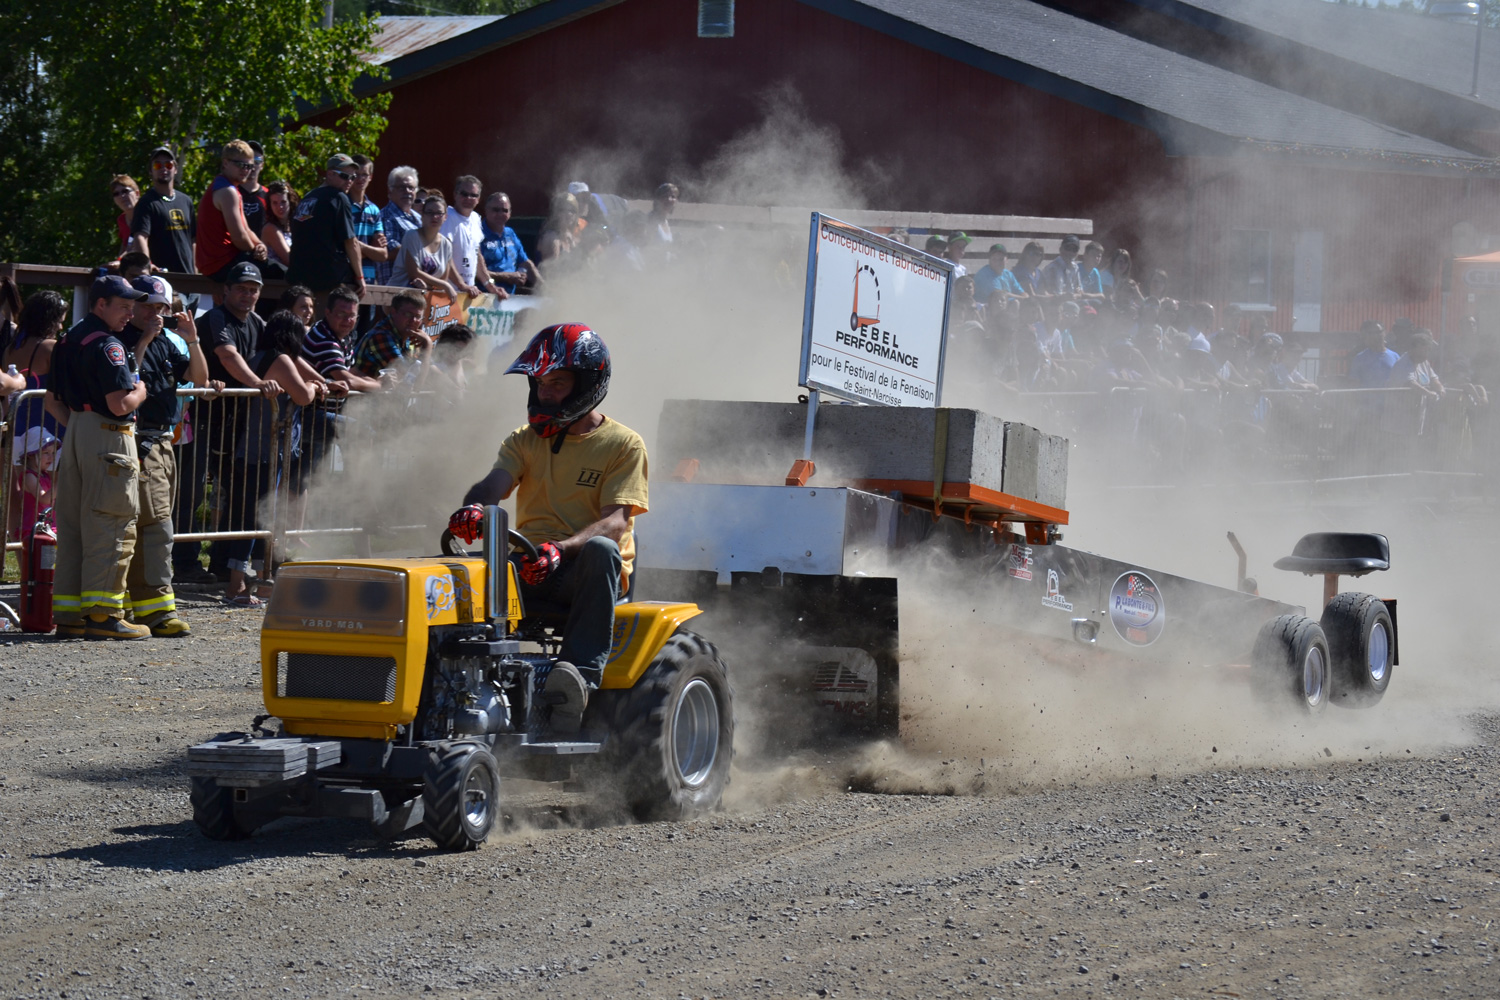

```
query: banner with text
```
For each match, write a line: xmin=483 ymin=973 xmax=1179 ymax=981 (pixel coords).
xmin=799 ymin=214 xmax=952 ymax=407
xmin=422 ymin=291 xmax=545 ymax=373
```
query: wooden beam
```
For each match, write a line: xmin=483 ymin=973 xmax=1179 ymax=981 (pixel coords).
xmin=0 ymin=263 xmax=409 ymax=307
xmin=622 ymin=201 xmax=1092 ymax=236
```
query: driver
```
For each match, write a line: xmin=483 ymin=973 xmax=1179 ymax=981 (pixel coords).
xmin=448 ymin=323 xmax=648 ymax=733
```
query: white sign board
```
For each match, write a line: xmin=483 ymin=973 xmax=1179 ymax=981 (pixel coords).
xmin=799 ymin=214 xmax=952 ymax=407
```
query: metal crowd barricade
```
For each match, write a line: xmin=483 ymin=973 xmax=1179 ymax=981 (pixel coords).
xmin=3 ymin=388 xmax=285 ymax=587
xmin=273 ymin=384 xmax=445 ymax=558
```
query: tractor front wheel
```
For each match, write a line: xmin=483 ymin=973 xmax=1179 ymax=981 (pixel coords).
xmin=597 ymin=630 xmax=734 ymax=821
xmin=190 ymin=777 xmax=250 ymax=841
xmin=422 ymin=742 xmax=499 ymax=850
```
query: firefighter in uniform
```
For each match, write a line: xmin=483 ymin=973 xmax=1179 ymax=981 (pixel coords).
xmin=46 ymin=275 xmax=151 ymax=639
xmin=119 ymin=275 xmax=218 ymax=636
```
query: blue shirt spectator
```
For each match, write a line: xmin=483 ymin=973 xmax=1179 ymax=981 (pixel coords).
xmin=1039 ymin=235 xmax=1083 ymax=297
xmin=1080 ymin=266 xmax=1104 ymax=296
xmin=479 ymin=192 xmax=532 ymax=295
xmin=376 ymin=166 xmax=422 ymax=286
xmin=972 ymin=243 xmax=1024 ymax=304
xmin=1349 ymin=346 xmax=1398 ymax=387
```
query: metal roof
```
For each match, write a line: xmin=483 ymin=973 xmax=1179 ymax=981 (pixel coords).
xmin=1170 ymin=0 xmax=1500 ymax=111
xmin=341 ymin=0 xmax=1499 ymax=172
xmin=818 ymin=0 xmax=1498 ymax=170
xmin=367 ymin=15 xmax=504 ymax=65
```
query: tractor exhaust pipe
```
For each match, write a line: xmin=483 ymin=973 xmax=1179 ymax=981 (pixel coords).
xmin=483 ymin=505 xmax=508 ymax=627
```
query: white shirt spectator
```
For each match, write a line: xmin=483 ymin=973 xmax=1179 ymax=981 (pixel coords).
xmin=440 ymin=206 xmax=483 ymax=286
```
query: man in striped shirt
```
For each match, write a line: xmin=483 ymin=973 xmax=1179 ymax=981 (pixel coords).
xmin=300 ymin=285 xmax=387 ymax=484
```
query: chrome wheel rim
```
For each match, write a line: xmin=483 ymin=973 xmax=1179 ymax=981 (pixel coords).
xmin=1304 ymin=645 xmax=1327 ymax=707
xmin=1368 ymin=622 xmax=1390 ymax=683
xmin=463 ymin=762 xmax=491 ymax=828
xmin=673 ymin=678 xmax=720 ymax=787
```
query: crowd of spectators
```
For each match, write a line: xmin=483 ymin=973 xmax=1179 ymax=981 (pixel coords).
xmin=2 ymin=141 xmax=1496 ymax=626
xmin=931 ymin=230 xmax=1492 ymax=477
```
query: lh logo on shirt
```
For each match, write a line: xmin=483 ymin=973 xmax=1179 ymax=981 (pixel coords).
xmin=576 ymin=468 xmax=603 ymax=487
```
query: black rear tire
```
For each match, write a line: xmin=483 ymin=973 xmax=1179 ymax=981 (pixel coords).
xmin=422 ymin=742 xmax=499 ymax=850
xmin=1251 ymin=614 xmax=1331 ymax=715
xmin=1321 ymin=592 xmax=1393 ymax=707
xmin=595 ymin=630 xmax=734 ymax=821
xmin=190 ymin=777 xmax=250 ymax=841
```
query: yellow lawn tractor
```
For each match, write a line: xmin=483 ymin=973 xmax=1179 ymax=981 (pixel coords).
xmin=187 ymin=507 xmax=734 ymax=850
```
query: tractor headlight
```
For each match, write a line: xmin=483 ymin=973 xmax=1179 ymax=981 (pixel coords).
xmin=264 ymin=565 xmax=407 ymax=637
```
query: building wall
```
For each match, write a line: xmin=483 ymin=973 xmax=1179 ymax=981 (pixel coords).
xmin=354 ymin=0 xmax=1500 ymax=334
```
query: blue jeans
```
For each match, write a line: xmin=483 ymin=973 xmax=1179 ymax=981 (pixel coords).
xmin=518 ymin=536 xmax=622 ymax=684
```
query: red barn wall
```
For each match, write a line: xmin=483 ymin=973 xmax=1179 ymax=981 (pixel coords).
xmin=343 ymin=0 xmax=1500 ymax=334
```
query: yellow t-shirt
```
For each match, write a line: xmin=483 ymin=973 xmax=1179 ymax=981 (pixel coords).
xmin=493 ymin=415 xmax=649 ymax=577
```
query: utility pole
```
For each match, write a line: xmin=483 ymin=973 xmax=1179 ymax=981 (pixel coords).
xmin=323 ymin=0 xmax=335 ymax=29
xmin=1473 ymin=0 xmax=1485 ymax=98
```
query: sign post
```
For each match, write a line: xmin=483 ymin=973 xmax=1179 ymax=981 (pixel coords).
xmin=791 ymin=213 xmax=954 ymax=483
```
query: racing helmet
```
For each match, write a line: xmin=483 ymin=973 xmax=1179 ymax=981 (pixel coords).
xmin=506 ymin=323 xmax=611 ymax=441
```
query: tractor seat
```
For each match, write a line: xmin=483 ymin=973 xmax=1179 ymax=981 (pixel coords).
xmin=1273 ymin=532 xmax=1390 ymax=577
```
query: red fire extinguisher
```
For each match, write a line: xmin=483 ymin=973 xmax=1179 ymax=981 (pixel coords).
xmin=20 ymin=510 xmax=56 ymax=634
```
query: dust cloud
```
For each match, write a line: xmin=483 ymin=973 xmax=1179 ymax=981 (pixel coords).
xmin=286 ymin=91 xmax=1499 ymax=812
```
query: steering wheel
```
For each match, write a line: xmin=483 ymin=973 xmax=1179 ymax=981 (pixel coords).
xmin=440 ymin=527 xmax=540 ymax=560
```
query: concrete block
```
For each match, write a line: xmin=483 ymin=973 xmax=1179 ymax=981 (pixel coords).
xmin=656 ymin=399 xmax=1068 ymax=509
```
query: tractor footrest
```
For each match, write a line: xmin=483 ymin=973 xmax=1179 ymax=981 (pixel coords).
xmin=438 ymin=637 xmax=522 ymax=657
xmin=187 ymin=736 xmax=342 ymax=787
xmin=521 ymin=740 xmax=604 ymax=755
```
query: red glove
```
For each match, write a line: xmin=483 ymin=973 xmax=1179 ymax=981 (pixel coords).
xmin=448 ymin=504 xmax=485 ymax=544
xmin=518 ymin=541 xmax=562 ymax=585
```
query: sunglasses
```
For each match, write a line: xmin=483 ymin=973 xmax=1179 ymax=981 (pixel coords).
xmin=227 ymin=159 xmax=253 ymax=170
xmin=335 ymin=171 xmax=356 ymax=181
xmin=112 ymin=188 xmax=135 ymax=197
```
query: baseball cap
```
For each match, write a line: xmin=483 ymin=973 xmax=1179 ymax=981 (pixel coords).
xmin=567 ymin=181 xmax=590 ymax=194
xmin=326 ymin=153 xmax=356 ymax=171
xmin=148 ymin=145 xmax=175 ymax=162
xmin=130 ymin=274 xmax=174 ymax=306
xmin=91 ymin=274 xmax=148 ymax=303
xmin=947 ymin=232 xmax=972 ymax=247
xmin=1060 ymin=234 xmax=1081 ymax=250
xmin=224 ymin=261 xmax=264 ymax=286
xmin=988 ymin=242 xmax=1008 ymax=256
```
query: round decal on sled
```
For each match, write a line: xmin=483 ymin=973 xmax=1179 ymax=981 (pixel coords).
xmin=1109 ymin=571 xmax=1165 ymax=646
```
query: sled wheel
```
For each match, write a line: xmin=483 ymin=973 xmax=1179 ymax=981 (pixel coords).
xmin=1251 ymin=614 xmax=1331 ymax=715
xmin=1321 ymin=592 xmax=1393 ymax=707
xmin=190 ymin=777 xmax=250 ymax=841
xmin=598 ymin=630 xmax=734 ymax=821
xmin=422 ymin=742 xmax=499 ymax=850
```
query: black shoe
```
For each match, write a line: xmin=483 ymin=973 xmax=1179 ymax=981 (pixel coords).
xmin=544 ymin=662 xmax=589 ymax=736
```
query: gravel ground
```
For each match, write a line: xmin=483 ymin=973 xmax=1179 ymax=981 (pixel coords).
xmin=1 ymin=572 xmax=1497 ymax=1000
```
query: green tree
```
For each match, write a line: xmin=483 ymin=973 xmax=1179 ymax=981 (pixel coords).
xmin=0 ymin=0 xmax=390 ymax=268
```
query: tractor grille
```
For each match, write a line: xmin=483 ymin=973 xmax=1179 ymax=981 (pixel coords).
xmin=277 ymin=652 xmax=397 ymax=703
